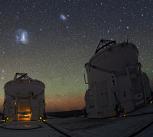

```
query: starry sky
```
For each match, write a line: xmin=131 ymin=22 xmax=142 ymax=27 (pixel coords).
xmin=0 ymin=0 xmax=152 ymax=112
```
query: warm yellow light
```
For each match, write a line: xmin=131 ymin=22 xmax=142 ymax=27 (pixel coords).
xmin=4 ymin=116 xmax=11 ymax=123
xmin=43 ymin=119 xmax=46 ymax=122
xmin=18 ymin=113 xmax=32 ymax=121
xmin=17 ymin=105 xmax=32 ymax=121
xmin=39 ymin=116 xmax=42 ymax=120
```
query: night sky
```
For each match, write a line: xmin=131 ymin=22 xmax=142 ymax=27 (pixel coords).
xmin=0 ymin=0 xmax=152 ymax=111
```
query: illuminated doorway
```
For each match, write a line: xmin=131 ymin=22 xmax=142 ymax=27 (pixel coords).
xmin=17 ymin=99 xmax=32 ymax=121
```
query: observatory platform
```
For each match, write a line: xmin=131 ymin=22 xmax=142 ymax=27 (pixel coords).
xmin=46 ymin=103 xmax=153 ymax=137
xmin=0 ymin=121 xmax=42 ymax=130
xmin=0 ymin=104 xmax=153 ymax=136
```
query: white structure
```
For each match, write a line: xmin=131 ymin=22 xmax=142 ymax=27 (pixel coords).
xmin=3 ymin=73 xmax=45 ymax=121
xmin=85 ymin=40 xmax=152 ymax=118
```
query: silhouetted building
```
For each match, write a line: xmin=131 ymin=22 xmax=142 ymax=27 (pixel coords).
xmin=3 ymin=73 xmax=45 ymax=121
xmin=85 ymin=39 xmax=152 ymax=118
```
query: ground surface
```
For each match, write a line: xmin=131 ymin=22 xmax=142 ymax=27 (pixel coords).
xmin=0 ymin=104 xmax=153 ymax=137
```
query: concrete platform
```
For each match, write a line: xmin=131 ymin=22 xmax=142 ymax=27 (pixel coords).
xmin=0 ymin=104 xmax=153 ymax=136
xmin=0 ymin=121 xmax=42 ymax=130
xmin=47 ymin=104 xmax=153 ymax=137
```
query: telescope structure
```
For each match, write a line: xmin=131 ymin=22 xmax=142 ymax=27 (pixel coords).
xmin=3 ymin=73 xmax=45 ymax=121
xmin=85 ymin=39 xmax=152 ymax=118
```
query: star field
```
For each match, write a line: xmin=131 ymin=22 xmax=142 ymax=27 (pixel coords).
xmin=0 ymin=0 xmax=152 ymax=111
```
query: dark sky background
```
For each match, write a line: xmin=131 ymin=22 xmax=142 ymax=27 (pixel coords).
xmin=0 ymin=0 xmax=152 ymax=111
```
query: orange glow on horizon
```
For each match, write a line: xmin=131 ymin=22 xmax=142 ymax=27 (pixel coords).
xmin=46 ymin=96 xmax=85 ymax=112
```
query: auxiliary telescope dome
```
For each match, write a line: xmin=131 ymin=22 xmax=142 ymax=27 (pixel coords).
xmin=3 ymin=73 xmax=46 ymax=121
